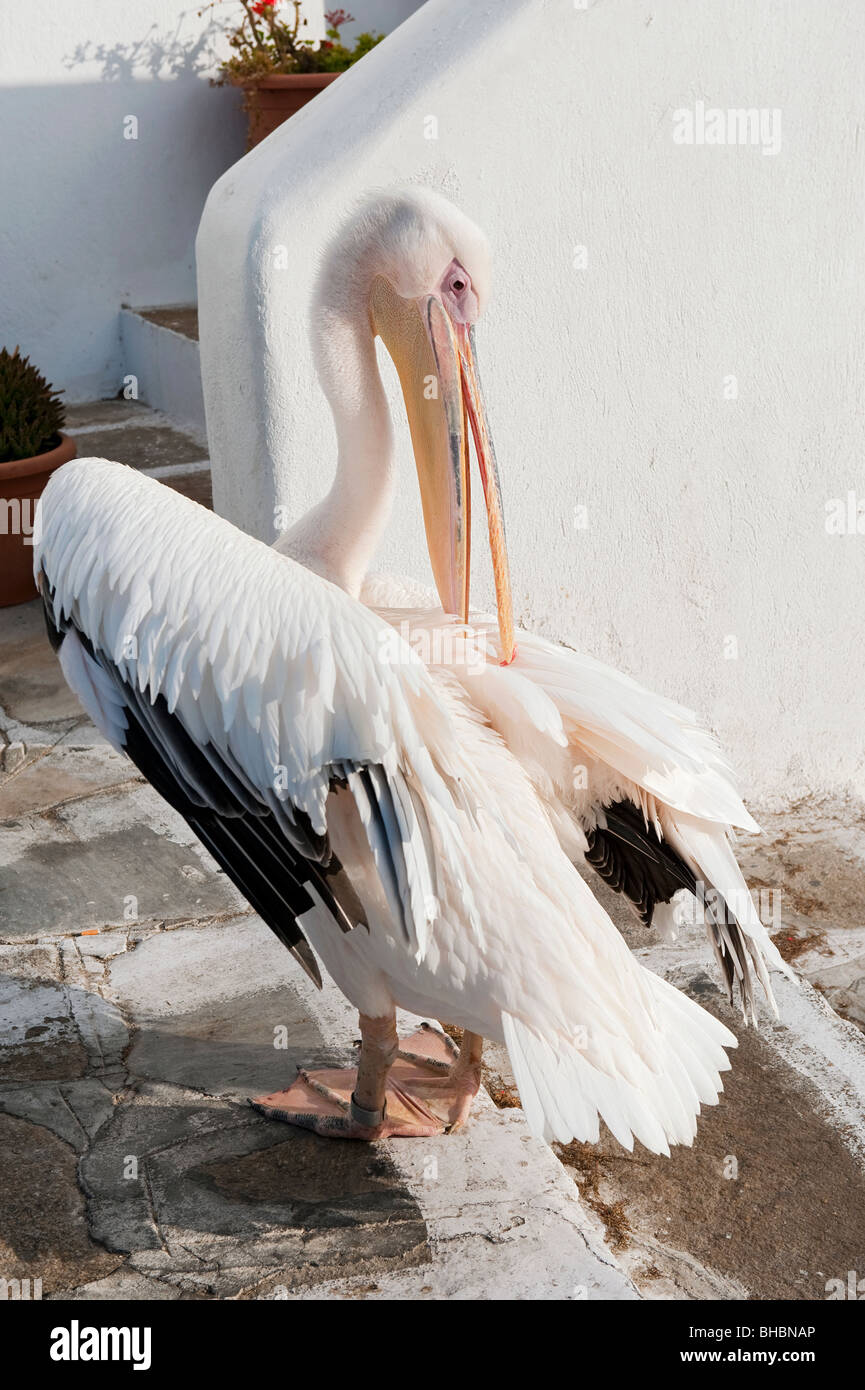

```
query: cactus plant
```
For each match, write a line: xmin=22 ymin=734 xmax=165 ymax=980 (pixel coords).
xmin=0 ymin=347 xmax=66 ymax=464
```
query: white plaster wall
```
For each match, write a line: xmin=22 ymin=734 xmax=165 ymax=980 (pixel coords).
xmin=0 ymin=0 xmax=249 ymax=401
xmin=197 ymin=0 xmax=865 ymax=806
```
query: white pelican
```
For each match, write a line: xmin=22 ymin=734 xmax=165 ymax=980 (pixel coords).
xmin=35 ymin=187 xmax=793 ymax=1151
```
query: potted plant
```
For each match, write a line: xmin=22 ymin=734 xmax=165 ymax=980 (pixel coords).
xmin=0 ymin=348 xmax=76 ymax=607
xmin=213 ymin=3 xmax=385 ymax=148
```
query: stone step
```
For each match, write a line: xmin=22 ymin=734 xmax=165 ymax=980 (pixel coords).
xmin=119 ymin=305 xmax=205 ymax=443
xmin=64 ymin=399 xmax=212 ymax=511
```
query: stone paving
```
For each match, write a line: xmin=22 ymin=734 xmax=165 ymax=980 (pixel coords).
xmin=3 ymin=402 xmax=865 ymax=1300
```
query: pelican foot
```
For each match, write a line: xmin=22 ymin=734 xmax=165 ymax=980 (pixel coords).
xmin=396 ymin=1019 xmax=460 ymax=1071
xmin=400 ymin=1023 xmax=482 ymax=1133
xmin=249 ymin=1027 xmax=475 ymax=1139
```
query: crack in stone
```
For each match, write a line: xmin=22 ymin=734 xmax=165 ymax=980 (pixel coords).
xmin=0 ymin=907 xmax=256 ymax=950
xmin=53 ymin=1086 xmax=92 ymax=1149
xmin=139 ymin=1155 xmax=170 ymax=1254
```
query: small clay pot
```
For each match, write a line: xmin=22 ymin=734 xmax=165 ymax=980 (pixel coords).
xmin=0 ymin=433 xmax=77 ymax=607
xmin=244 ymin=73 xmax=341 ymax=148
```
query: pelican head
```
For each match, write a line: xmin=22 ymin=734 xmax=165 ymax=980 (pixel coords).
xmin=316 ymin=187 xmax=515 ymax=663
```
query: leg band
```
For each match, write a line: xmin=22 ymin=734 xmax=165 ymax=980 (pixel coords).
xmin=350 ymin=1092 xmax=386 ymax=1128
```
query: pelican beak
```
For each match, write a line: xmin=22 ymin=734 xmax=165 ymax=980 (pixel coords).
xmin=421 ymin=297 xmax=516 ymax=663
xmin=452 ymin=319 xmax=516 ymax=666
xmin=370 ymin=277 xmax=470 ymax=623
xmin=417 ymin=294 xmax=472 ymax=623
xmin=369 ymin=276 xmax=515 ymax=663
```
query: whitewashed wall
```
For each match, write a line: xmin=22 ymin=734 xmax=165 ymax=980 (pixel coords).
xmin=0 ymin=1 xmax=244 ymax=400
xmin=0 ymin=1 xmax=421 ymax=402
xmin=198 ymin=0 xmax=865 ymax=807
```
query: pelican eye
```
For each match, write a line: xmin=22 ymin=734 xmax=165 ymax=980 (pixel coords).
xmin=438 ymin=261 xmax=479 ymax=324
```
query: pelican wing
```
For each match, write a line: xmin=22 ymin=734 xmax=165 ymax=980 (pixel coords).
xmin=36 ymin=460 xmax=469 ymax=975
xmin=364 ymin=589 xmax=795 ymax=1021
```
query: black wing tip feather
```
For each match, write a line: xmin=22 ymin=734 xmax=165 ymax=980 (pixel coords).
xmin=585 ymin=799 xmax=696 ymax=927
xmin=40 ymin=571 xmax=67 ymax=651
xmin=41 ymin=595 xmax=365 ymax=982
xmin=586 ymin=797 xmax=758 ymax=1020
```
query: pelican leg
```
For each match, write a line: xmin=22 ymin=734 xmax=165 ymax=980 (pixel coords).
xmin=443 ymin=1030 xmax=484 ymax=1133
xmin=249 ymin=1012 xmax=448 ymax=1139
xmin=353 ymin=1011 xmax=400 ymax=1122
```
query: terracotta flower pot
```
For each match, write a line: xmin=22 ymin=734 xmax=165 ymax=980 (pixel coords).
xmin=243 ymin=73 xmax=341 ymax=148
xmin=0 ymin=433 xmax=77 ymax=607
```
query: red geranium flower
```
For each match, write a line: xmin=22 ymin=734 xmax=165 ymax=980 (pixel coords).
xmin=251 ymin=1 xmax=276 ymax=15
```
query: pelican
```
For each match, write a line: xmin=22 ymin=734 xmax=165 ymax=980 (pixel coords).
xmin=34 ymin=187 xmax=793 ymax=1151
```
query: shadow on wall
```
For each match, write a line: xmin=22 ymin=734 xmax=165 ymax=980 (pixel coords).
xmin=64 ymin=16 xmax=225 ymax=82
xmin=0 ymin=28 xmax=245 ymax=403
